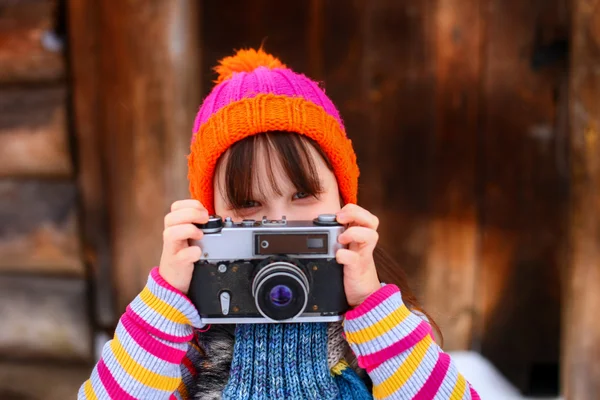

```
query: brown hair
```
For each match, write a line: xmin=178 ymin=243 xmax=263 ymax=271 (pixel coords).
xmin=214 ymin=131 xmax=443 ymax=343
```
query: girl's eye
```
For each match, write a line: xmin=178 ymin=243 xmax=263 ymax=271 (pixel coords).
xmin=241 ymin=200 xmax=260 ymax=208
xmin=292 ymin=192 xmax=310 ymax=200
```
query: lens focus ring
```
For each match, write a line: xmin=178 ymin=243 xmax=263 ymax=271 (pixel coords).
xmin=252 ymin=260 xmax=309 ymax=321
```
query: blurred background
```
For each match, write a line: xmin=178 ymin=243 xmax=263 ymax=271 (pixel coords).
xmin=0 ymin=0 xmax=598 ymax=399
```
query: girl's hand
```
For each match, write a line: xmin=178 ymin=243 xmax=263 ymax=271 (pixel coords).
xmin=159 ymin=199 xmax=209 ymax=293
xmin=336 ymin=204 xmax=382 ymax=307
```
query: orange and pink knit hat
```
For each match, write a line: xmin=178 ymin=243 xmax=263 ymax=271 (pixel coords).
xmin=188 ymin=48 xmax=360 ymax=214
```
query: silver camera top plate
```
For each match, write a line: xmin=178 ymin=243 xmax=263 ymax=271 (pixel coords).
xmin=193 ymin=215 xmax=344 ymax=262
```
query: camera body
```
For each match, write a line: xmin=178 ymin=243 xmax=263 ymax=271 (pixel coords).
xmin=188 ymin=214 xmax=349 ymax=324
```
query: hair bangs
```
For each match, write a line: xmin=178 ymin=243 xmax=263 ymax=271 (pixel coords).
xmin=215 ymin=132 xmax=334 ymax=211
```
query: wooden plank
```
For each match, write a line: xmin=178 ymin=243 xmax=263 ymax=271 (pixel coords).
xmin=0 ymin=274 xmax=91 ymax=361
xmin=329 ymin=0 xmax=435 ymax=295
xmin=423 ymin=0 xmax=483 ymax=351
xmin=563 ymin=0 xmax=600 ymax=398
xmin=67 ymin=0 xmax=113 ymax=328
xmin=0 ymin=0 xmax=65 ymax=83
xmin=0 ymin=87 xmax=72 ymax=178
xmin=69 ymin=0 xmax=202 ymax=313
xmin=201 ymin=0 xmax=312 ymax=90
xmin=362 ymin=0 xmax=436 ymax=293
xmin=0 ymin=361 xmax=90 ymax=400
xmin=0 ymin=181 xmax=83 ymax=276
xmin=478 ymin=0 xmax=568 ymax=394
xmin=320 ymin=0 xmax=369 ymax=208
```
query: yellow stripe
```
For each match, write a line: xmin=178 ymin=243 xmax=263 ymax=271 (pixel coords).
xmin=345 ymin=304 xmax=411 ymax=345
xmin=139 ymin=287 xmax=189 ymax=324
xmin=331 ymin=359 xmax=350 ymax=375
xmin=373 ymin=335 xmax=433 ymax=399
xmin=450 ymin=374 xmax=467 ymax=400
xmin=83 ymin=379 xmax=98 ymax=400
xmin=190 ymin=341 xmax=204 ymax=355
xmin=110 ymin=333 xmax=182 ymax=391
xmin=177 ymin=380 xmax=189 ymax=399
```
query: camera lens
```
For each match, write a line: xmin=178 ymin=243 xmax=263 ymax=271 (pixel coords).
xmin=270 ymin=284 xmax=293 ymax=307
xmin=252 ymin=260 xmax=309 ymax=321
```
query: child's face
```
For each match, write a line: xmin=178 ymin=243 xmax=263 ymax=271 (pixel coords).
xmin=213 ymin=143 xmax=342 ymax=222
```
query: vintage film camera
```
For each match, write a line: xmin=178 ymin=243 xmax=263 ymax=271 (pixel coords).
xmin=188 ymin=214 xmax=349 ymax=324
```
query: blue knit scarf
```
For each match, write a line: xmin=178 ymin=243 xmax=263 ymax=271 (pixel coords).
xmin=222 ymin=323 xmax=373 ymax=399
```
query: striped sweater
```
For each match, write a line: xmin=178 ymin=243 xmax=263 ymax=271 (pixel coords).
xmin=79 ymin=268 xmax=479 ymax=399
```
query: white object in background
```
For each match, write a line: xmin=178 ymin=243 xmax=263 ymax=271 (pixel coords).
xmin=449 ymin=351 xmax=562 ymax=400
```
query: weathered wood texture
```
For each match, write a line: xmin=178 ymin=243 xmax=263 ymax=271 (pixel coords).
xmin=477 ymin=0 xmax=568 ymax=394
xmin=0 ymin=274 xmax=91 ymax=361
xmin=67 ymin=0 xmax=113 ymax=328
xmin=199 ymin=3 xmax=567 ymax=380
xmin=0 ymin=87 xmax=72 ymax=178
xmin=355 ymin=0 xmax=435 ymax=296
xmin=424 ymin=0 xmax=482 ymax=351
xmin=61 ymin=0 xmax=574 ymax=392
xmin=0 ymin=181 xmax=83 ymax=275
xmin=202 ymin=0 xmax=312 ymax=80
xmin=0 ymin=0 xmax=65 ymax=83
xmin=563 ymin=0 xmax=600 ymax=398
xmin=0 ymin=361 xmax=89 ymax=400
xmin=68 ymin=0 xmax=202 ymax=314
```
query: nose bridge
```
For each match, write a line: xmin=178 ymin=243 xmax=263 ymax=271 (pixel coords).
xmin=263 ymin=197 xmax=289 ymax=220
xmin=265 ymin=204 xmax=286 ymax=220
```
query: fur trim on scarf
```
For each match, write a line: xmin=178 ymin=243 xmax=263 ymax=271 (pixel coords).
xmin=191 ymin=323 xmax=370 ymax=399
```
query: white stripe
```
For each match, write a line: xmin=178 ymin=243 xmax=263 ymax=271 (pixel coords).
xmin=129 ymin=296 xmax=193 ymax=339
xmin=147 ymin=274 xmax=202 ymax=327
xmin=433 ymin=355 xmax=460 ymax=400
xmin=88 ymin=363 xmax=111 ymax=399
xmin=115 ymin=322 xmax=184 ymax=378
xmin=346 ymin=307 xmax=424 ymax=359
xmin=102 ymin=338 xmax=176 ymax=397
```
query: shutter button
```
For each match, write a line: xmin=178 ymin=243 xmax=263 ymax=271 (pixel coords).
xmin=314 ymin=213 xmax=339 ymax=226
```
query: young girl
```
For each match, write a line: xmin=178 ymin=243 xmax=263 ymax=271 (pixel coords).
xmin=79 ymin=48 xmax=479 ymax=400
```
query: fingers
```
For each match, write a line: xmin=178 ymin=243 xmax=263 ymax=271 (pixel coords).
xmin=171 ymin=199 xmax=206 ymax=212
xmin=165 ymin=207 xmax=209 ymax=228
xmin=338 ymin=226 xmax=379 ymax=247
xmin=336 ymin=248 xmax=360 ymax=266
xmin=336 ymin=203 xmax=379 ymax=230
xmin=175 ymin=245 xmax=203 ymax=265
xmin=163 ymin=224 xmax=203 ymax=253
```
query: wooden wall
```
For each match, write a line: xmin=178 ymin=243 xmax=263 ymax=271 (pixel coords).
xmin=200 ymin=0 xmax=569 ymax=394
xmin=68 ymin=0 xmax=202 ymax=330
xmin=3 ymin=0 xmax=599 ymax=398
xmin=563 ymin=0 xmax=600 ymax=397
xmin=0 ymin=0 xmax=92 ymax=397
xmin=0 ymin=0 xmax=91 ymax=364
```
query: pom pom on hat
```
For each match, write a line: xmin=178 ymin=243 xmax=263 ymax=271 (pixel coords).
xmin=214 ymin=47 xmax=286 ymax=83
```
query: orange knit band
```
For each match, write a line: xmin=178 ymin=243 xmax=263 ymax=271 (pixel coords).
xmin=188 ymin=94 xmax=359 ymax=214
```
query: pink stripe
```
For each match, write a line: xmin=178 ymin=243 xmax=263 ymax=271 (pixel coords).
xmin=360 ymin=321 xmax=432 ymax=371
xmin=192 ymin=67 xmax=343 ymax=133
xmin=469 ymin=385 xmax=481 ymax=399
xmin=413 ymin=352 xmax=451 ymax=400
xmin=169 ymin=394 xmax=178 ymax=400
xmin=97 ymin=359 xmax=137 ymax=400
xmin=345 ymin=284 xmax=399 ymax=320
xmin=150 ymin=268 xmax=195 ymax=309
xmin=126 ymin=305 xmax=193 ymax=343
xmin=122 ymin=314 xmax=186 ymax=364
